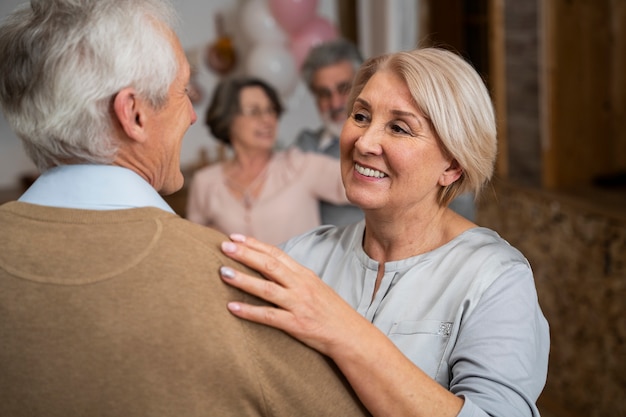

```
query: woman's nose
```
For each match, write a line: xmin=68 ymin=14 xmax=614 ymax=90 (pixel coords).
xmin=354 ymin=126 xmax=383 ymax=155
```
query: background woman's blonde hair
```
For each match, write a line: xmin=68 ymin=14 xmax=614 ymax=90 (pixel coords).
xmin=347 ymin=47 xmax=497 ymax=206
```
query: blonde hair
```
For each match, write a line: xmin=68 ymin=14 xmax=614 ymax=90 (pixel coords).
xmin=347 ymin=47 xmax=497 ymax=206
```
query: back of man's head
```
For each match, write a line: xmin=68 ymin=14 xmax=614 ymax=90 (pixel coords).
xmin=0 ymin=0 xmax=178 ymax=171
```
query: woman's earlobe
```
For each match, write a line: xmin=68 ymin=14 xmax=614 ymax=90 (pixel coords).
xmin=440 ymin=160 xmax=463 ymax=186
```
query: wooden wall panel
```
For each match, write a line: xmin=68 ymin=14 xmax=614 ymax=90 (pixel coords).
xmin=337 ymin=0 xmax=358 ymax=45
xmin=489 ymin=0 xmax=508 ymax=178
xmin=544 ymin=0 xmax=623 ymax=187
xmin=609 ymin=0 xmax=626 ymax=172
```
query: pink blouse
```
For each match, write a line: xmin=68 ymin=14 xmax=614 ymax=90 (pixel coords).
xmin=186 ymin=148 xmax=350 ymax=245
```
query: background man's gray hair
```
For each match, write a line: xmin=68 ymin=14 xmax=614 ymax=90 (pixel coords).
xmin=301 ymin=38 xmax=363 ymax=90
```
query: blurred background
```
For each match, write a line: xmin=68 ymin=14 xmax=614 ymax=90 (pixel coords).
xmin=1 ymin=1 xmax=624 ymax=416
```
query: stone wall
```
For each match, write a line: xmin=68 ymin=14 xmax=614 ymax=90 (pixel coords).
xmin=477 ymin=181 xmax=626 ymax=417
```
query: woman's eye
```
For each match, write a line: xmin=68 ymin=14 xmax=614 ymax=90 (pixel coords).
xmin=352 ymin=111 xmax=369 ymax=123
xmin=390 ymin=123 xmax=409 ymax=135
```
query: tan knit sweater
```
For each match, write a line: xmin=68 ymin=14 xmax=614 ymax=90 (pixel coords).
xmin=0 ymin=202 xmax=369 ymax=417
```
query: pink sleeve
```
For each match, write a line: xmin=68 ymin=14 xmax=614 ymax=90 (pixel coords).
xmin=303 ymin=152 xmax=350 ymax=205
xmin=185 ymin=173 xmax=205 ymax=225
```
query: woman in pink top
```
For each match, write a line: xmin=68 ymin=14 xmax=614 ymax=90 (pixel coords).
xmin=186 ymin=77 xmax=351 ymax=245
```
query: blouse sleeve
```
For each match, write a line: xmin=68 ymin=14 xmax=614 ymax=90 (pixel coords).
xmin=451 ymin=264 xmax=550 ymax=417
xmin=301 ymin=152 xmax=351 ymax=205
xmin=186 ymin=171 xmax=210 ymax=226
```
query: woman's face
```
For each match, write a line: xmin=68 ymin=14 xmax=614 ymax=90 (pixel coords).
xmin=340 ymin=69 xmax=461 ymax=215
xmin=229 ymin=86 xmax=278 ymax=152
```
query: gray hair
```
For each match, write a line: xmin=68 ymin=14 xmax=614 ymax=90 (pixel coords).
xmin=0 ymin=0 xmax=178 ymax=171
xmin=301 ymin=38 xmax=363 ymax=90
xmin=347 ymin=47 xmax=497 ymax=206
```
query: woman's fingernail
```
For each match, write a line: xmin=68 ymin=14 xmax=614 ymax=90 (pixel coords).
xmin=222 ymin=241 xmax=237 ymax=253
xmin=230 ymin=233 xmax=246 ymax=243
xmin=227 ymin=302 xmax=241 ymax=312
xmin=220 ymin=266 xmax=236 ymax=279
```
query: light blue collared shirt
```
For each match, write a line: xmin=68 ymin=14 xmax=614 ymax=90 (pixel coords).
xmin=18 ymin=165 xmax=175 ymax=213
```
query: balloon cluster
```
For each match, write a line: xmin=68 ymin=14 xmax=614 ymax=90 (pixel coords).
xmin=240 ymin=0 xmax=338 ymax=97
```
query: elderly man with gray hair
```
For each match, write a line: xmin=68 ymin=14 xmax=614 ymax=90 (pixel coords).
xmin=0 ymin=1 xmax=370 ymax=416
xmin=294 ymin=38 xmax=365 ymax=227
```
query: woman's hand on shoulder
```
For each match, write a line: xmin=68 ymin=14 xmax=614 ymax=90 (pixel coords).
xmin=219 ymin=233 xmax=368 ymax=356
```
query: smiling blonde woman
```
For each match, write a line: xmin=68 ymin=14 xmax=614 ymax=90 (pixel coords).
xmin=217 ymin=48 xmax=550 ymax=417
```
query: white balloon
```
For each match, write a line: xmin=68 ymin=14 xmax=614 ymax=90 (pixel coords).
xmin=240 ymin=0 xmax=287 ymax=45
xmin=245 ymin=43 xmax=297 ymax=97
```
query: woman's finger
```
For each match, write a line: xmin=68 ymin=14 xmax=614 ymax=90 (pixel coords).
xmin=225 ymin=298 xmax=294 ymax=331
xmin=221 ymin=236 xmax=300 ymax=287
xmin=228 ymin=234 xmax=307 ymax=274
xmin=220 ymin=265 xmax=327 ymax=344
xmin=219 ymin=265 xmax=288 ymax=308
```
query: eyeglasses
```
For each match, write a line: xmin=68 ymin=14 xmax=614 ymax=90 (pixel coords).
xmin=312 ymin=81 xmax=352 ymax=101
xmin=238 ymin=106 xmax=278 ymax=119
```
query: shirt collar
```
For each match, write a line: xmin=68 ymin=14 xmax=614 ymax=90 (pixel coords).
xmin=18 ymin=165 xmax=175 ymax=213
xmin=318 ymin=129 xmax=339 ymax=151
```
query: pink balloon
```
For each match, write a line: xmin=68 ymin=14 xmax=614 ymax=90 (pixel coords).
xmin=269 ymin=0 xmax=319 ymax=35
xmin=289 ymin=16 xmax=338 ymax=69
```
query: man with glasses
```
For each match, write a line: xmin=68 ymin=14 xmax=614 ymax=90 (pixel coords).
xmin=295 ymin=39 xmax=365 ymax=227
xmin=297 ymin=39 xmax=477 ymax=222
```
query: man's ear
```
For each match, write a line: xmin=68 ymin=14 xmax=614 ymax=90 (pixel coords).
xmin=439 ymin=159 xmax=463 ymax=186
xmin=113 ymin=87 xmax=149 ymax=143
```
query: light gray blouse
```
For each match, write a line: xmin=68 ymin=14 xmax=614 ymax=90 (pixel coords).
xmin=281 ymin=222 xmax=550 ymax=417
